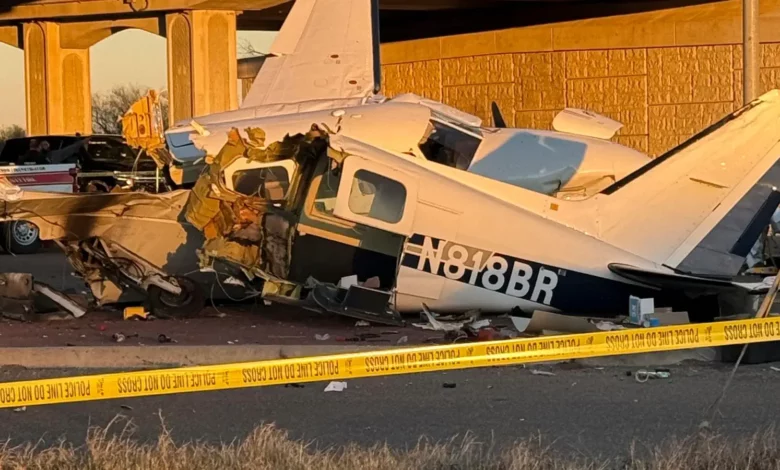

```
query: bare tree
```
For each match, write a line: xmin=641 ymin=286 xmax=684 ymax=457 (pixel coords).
xmin=238 ymin=38 xmax=268 ymax=59
xmin=0 ymin=124 xmax=25 ymax=146
xmin=92 ymin=84 xmax=169 ymax=135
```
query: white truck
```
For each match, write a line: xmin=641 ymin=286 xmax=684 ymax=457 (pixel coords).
xmin=0 ymin=162 xmax=77 ymax=254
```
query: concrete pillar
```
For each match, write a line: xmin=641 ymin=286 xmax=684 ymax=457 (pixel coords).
xmin=23 ymin=22 xmax=91 ymax=136
xmin=237 ymin=55 xmax=266 ymax=103
xmin=166 ymin=10 xmax=238 ymax=125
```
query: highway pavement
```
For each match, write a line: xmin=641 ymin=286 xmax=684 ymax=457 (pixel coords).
xmin=0 ymin=363 xmax=778 ymax=459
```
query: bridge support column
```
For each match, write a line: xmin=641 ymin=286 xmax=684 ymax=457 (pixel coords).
xmin=23 ymin=22 xmax=91 ymax=136
xmin=166 ymin=11 xmax=238 ymax=125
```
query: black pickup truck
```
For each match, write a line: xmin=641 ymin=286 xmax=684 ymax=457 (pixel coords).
xmin=0 ymin=134 xmax=173 ymax=193
xmin=0 ymin=134 xmax=176 ymax=254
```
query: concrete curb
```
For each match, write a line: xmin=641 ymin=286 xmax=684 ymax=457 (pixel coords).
xmin=0 ymin=344 xmax=720 ymax=369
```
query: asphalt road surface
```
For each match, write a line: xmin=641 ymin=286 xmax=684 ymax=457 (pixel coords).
xmin=0 ymin=245 xmax=84 ymax=293
xmin=0 ymin=363 xmax=779 ymax=459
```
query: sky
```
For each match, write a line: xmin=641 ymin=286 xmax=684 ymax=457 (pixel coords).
xmin=0 ymin=30 xmax=276 ymax=129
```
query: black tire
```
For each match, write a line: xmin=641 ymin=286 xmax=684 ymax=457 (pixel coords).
xmin=147 ymin=276 xmax=205 ymax=318
xmin=1 ymin=221 xmax=42 ymax=255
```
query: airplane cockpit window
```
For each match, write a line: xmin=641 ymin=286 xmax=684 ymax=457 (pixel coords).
xmin=313 ymin=164 xmax=341 ymax=215
xmin=418 ymin=119 xmax=481 ymax=170
xmin=232 ymin=166 xmax=290 ymax=202
xmin=348 ymin=170 xmax=407 ymax=224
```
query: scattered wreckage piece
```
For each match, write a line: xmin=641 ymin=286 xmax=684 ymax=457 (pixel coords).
xmin=0 ymin=188 xmax=211 ymax=310
xmin=58 ymin=237 xmax=204 ymax=318
xmin=0 ymin=273 xmax=87 ymax=321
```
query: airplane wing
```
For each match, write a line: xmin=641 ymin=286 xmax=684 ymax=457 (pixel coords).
xmin=241 ymin=0 xmax=381 ymax=110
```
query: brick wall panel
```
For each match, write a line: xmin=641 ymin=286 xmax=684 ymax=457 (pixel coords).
xmin=614 ymin=135 xmax=649 ymax=154
xmin=444 ymin=84 xmax=515 ymax=126
xmin=515 ymin=52 xmax=566 ymax=110
xmin=607 ymin=49 xmax=647 ymax=76
xmin=649 ymin=46 xmax=732 ymax=105
xmin=489 ymin=54 xmax=515 ymax=83
xmin=567 ymin=76 xmax=647 ymax=135
xmin=762 ymin=44 xmax=780 ymax=68
xmin=515 ymin=110 xmax=558 ymax=130
xmin=441 ymin=54 xmax=514 ymax=87
xmin=566 ymin=50 xmax=609 ymax=78
xmin=649 ymin=134 xmax=683 ymax=157
xmin=382 ymin=60 xmax=441 ymax=100
xmin=566 ymin=49 xmax=646 ymax=78
xmin=377 ymin=35 xmax=780 ymax=158
xmin=648 ymin=102 xmax=732 ymax=155
xmin=443 ymin=85 xmax=477 ymax=115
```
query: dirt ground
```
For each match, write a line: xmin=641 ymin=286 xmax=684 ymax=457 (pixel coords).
xmin=0 ymin=302 xmax=447 ymax=348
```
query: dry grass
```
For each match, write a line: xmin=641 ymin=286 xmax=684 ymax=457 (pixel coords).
xmin=0 ymin=417 xmax=777 ymax=470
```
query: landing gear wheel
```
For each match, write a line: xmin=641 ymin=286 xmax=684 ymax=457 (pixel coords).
xmin=1 ymin=221 xmax=42 ymax=255
xmin=147 ymin=276 xmax=205 ymax=319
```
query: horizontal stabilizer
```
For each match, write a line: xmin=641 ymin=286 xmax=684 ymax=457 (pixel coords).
xmin=598 ymin=90 xmax=780 ymax=278
xmin=608 ymin=263 xmax=737 ymax=294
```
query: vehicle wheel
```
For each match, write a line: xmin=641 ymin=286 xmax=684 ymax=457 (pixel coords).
xmin=1 ymin=221 xmax=42 ymax=255
xmin=147 ymin=276 xmax=205 ymax=318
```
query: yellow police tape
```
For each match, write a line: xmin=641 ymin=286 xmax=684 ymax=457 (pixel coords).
xmin=0 ymin=317 xmax=777 ymax=409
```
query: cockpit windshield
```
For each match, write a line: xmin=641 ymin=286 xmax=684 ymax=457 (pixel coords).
xmin=418 ymin=118 xmax=482 ymax=170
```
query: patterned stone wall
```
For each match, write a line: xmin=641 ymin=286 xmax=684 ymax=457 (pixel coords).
xmin=379 ymin=0 xmax=780 ymax=157
xmin=382 ymin=44 xmax=780 ymax=157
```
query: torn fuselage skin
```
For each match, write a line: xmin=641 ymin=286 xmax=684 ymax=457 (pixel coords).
xmin=185 ymin=124 xmax=405 ymax=325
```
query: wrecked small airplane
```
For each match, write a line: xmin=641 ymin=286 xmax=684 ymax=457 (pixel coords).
xmin=2 ymin=0 xmax=780 ymax=325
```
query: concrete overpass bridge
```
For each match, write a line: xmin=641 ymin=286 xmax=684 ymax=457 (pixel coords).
xmin=1 ymin=0 xmax=568 ymax=135
xmin=0 ymin=0 xmax=774 ymax=157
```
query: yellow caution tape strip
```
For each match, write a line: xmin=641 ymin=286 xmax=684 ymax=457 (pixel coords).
xmin=0 ymin=317 xmax=777 ymax=409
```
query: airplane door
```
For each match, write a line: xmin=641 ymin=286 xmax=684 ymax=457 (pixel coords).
xmin=332 ymin=155 xmax=451 ymax=306
xmin=332 ymin=156 xmax=418 ymax=236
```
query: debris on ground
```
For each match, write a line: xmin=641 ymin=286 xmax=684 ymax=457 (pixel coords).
xmin=634 ymin=368 xmax=671 ymax=383
xmin=0 ymin=273 xmax=87 ymax=321
xmin=315 ymin=334 xmax=331 ymax=341
xmin=111 ymin=333 xmax=138 ymax=343
xmin=414 ymin=304 xmax=488 ymax=337
xmin=123 ymin=307 xmax=149 ymax=321
xmin=355 ymin=320 xmax=370 ymax=327
xmin=511 ymin=310 xmax=602 ymax=334
xmin=397 ymin=335 xmax=408 ymax=344
xmin=594 ymin=321 xmax=626 ymax=331
xmin=158 ymin=334 xmax=176 ymax=344
xmin=531 ymin=370 xmax=556 ymax=377
xmin=13 ymin=406 xmax=25 ymax=412
xmin=284 ymin=383 xmax=305 ymax=388
xmin=442 ymin=383 xmax=457 ymax=389
xmin=629 ymin=296 xmax=655 ymax=325
xmin=324 ymin=381 xmax=347 ymax=392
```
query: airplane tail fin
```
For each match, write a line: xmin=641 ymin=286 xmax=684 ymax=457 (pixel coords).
xmin=598 ymin=89 xmax=780 ymax=278
xmin=241 ymin=0 xmax=380 ymax=109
